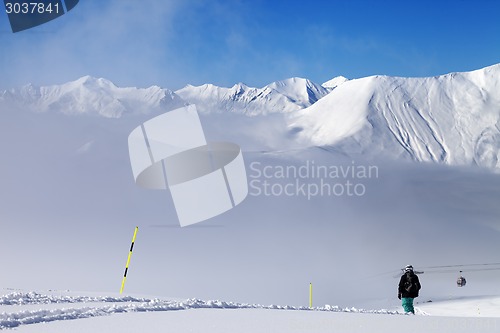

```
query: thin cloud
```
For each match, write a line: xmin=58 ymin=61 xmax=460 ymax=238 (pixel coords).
xmin=0 ymin=0 xmax=187 ymax=89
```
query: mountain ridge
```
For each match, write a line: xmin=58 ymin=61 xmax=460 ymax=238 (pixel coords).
xmin=288 ymin=63 xmax=500 ymax=169
xmin=1 ymin=64 xmax=499 ymax=171
xmin=1 ymin=75 xmax=340 ymax=117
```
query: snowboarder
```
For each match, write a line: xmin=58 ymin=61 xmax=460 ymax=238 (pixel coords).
xmin=398 ymin=265 xmax=421 ymax=314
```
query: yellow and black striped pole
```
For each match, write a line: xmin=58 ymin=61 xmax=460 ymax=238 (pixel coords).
xmin=309 ymin=282 xmax=313 ymax=308
xmin=120 ymin=226 xmax=138 ymax=294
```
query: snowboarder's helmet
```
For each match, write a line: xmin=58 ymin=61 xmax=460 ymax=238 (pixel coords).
xmin=405 ymin=265 xmax=414 ymax=272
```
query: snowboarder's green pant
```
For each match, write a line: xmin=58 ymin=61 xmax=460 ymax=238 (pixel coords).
xmin=402 ymin=297 xmax=415 ymax=314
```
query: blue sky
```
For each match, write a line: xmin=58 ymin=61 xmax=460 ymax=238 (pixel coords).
xmin=0 ymin=0 xmax=499 ymax=90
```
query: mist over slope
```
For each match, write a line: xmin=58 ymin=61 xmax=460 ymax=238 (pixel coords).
xmin=0 ymin=65 xmax=500 ymax=307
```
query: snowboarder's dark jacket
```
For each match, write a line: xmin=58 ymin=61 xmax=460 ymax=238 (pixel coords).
xmin=398 ymin=272 xmax=421 ymax=298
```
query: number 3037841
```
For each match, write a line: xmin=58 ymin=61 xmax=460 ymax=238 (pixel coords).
xmin=5 ymin=2 xmax=60 ymax=14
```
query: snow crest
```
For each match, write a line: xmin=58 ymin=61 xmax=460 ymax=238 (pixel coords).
xmin=0 ymin=291 xmax=151 ymax=305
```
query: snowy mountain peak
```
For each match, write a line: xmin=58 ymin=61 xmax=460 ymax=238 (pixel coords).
xmin=232 ymin=82 xmax=249 ymax=88
xmin=74 ymin=75 xmax=104 ymax=83
xmin=231 ymin=82 xmax=249 ymax=93
xmin=322 ymin=76 xmax=348 ymax=89
xmin=266 ymin=77 xmax=331 ymax=106
xmin=267 ymin=77 xmax=309 ymax=87
xmin=66 ymin=75 xmax=120 ymax=90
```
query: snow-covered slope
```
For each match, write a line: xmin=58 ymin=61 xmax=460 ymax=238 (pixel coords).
xmin=0 ymin=76 xmax=186 ymax=118
xmin=289 ymin=64 xmax=500 ymax=170
xmin=175 ymin=77 xmax=330 ymax=115
xmin=2 ymin=291 xmax=500 ymax=333
xmin=0 ymin=291 xmax=398 ymax=330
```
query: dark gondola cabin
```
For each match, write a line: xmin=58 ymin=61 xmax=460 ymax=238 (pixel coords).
xmin=457 ymin=271 xmax=467 ymax=287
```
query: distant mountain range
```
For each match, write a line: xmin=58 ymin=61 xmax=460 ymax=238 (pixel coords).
xmin=0 ymin=76 xmax=185 ymax=118
xmin=0 ymin=75 xmax=343 ymax=117
xmin=1 ymin=64 xmax=499 ymax=170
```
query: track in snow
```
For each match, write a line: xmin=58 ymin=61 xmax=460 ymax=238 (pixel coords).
xmin=0 ymin=292 xmax=400 ymax=329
